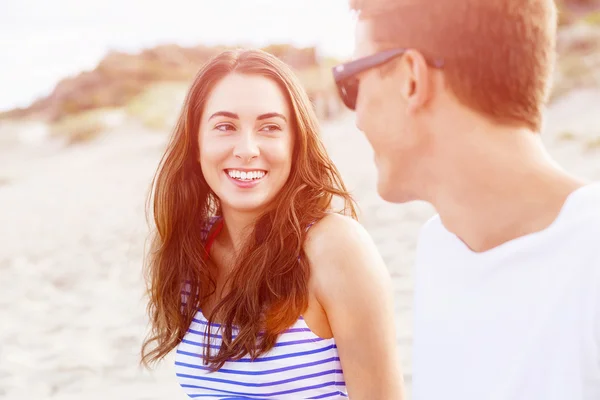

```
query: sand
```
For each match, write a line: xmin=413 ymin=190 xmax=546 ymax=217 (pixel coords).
xmin=1 ymin=89 xmax=599 ymax=399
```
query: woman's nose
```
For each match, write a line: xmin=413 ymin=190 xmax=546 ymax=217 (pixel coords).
xmin=233 ymin=131 xmax=260 ymax=161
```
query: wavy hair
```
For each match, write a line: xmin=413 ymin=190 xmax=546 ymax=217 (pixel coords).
xmin=141 ymin=49 xmax=356 ymax=370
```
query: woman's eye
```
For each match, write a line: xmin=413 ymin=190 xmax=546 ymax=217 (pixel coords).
xmin=260 ymin=124 xmax=281 ymax=133
xmin=215 ymin=123 xmax=235 ymax=132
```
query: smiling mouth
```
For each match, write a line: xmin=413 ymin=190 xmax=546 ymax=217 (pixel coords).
xmin=225 ymin=169 xmax=268 ymax=182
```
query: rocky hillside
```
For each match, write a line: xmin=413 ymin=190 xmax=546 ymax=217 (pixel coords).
xmin=1 ymin=0 xmax=599 ymax=133
xmin=1 ymin=44 xmax=337 ymax=123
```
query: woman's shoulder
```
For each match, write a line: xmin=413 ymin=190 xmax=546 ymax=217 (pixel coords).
xmin=306 ymin=212 xmax=365 ymax=242
xmin=303 ymin=213 xmax=392 ymax=315
xmin=304 ymin=213 xmax=379 ymax=268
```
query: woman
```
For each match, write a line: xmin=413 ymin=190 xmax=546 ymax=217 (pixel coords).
xmin=141 ymin=49 xmax=404 ymax=399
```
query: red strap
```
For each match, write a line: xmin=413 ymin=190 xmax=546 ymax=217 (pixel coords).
xmin=205 ymin=218 xmax=224 ymax=254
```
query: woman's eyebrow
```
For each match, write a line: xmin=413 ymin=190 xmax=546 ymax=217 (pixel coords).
xmin=256 ymin=112 xmax=287 ymax=122
xmin=208 ymin=111 xmax=238 ymax=120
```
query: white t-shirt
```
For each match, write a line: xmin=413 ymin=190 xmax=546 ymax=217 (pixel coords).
xmin=412 ymin=183 xmax=600 ymax=400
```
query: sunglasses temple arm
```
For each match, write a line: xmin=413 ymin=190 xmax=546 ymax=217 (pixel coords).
xmin=334 ymin=61 xmax=365 ymax=81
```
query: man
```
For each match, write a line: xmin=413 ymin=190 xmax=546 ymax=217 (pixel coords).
xmin=332 ymin=0 xmax=600 ymax=399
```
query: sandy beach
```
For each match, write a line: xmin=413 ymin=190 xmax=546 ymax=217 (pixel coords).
xmin=1 ymin=89 xmax=599 ymax=399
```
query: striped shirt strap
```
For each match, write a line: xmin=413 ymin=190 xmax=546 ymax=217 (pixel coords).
xmin=205 ymin=218 xmax=224 ymax=253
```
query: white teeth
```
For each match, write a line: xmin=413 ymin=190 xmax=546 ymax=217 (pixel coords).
xmin=227 ymin=170 xmax=266 ymax=181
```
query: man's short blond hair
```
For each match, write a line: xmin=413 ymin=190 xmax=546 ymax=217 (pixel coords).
xmin=351 ymin=0 xmax=558 ymax=131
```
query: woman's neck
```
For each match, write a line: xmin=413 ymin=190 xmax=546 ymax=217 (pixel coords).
xmin=218 ymin=207 xmax=261 ymax=254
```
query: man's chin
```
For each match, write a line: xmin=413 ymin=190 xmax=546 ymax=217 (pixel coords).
xmin=377 ymin=178 xmax=418 ymax=204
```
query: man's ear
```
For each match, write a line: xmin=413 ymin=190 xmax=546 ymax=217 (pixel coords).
xmin=395 ymin=49 xmax=432 ymax=114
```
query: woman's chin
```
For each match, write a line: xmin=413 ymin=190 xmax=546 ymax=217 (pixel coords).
xmin=220 ymin=196 xmax=271 ymax=215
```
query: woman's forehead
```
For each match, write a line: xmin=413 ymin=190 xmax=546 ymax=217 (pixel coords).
xmin=203 ymin=73 xmax=291 ymax=120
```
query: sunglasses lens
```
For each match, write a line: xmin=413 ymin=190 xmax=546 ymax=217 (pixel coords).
xmin=337 ymin=79 xmax=358 ymax=110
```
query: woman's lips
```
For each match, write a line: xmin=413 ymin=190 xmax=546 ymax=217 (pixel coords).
xmin=224 ymin=169 xmax=267 ymax=189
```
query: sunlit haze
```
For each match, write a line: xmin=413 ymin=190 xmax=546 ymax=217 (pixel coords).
xmin=0 ymin=0 xmax=357 ymax=111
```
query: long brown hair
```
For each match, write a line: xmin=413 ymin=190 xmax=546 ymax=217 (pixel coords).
xmin=141 ymin=49 xmax=356 ymax=370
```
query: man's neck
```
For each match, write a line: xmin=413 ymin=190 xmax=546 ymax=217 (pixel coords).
xmin=427 ymin=126 xmax=586 ymax=253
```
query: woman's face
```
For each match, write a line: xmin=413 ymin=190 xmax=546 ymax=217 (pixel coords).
xmin=199 ymin=73 xmax=294 ymax=214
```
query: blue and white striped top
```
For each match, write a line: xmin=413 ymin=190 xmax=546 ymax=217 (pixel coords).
xmin=175 ymin=217 xmax=348 ymax=399
xmin=175 ymin=312 xmax=347 ymax=399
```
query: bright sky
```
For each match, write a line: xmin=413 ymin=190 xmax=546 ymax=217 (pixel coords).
xmin=0 ymin=0 xmax=357 ymax=111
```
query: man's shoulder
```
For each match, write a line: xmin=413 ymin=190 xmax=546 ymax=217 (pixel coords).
xmin=560 ymin=182 xmax=600 ymax=231
xmin=417 ymin=213 xmax=446 ymax=242
xmin=414 ymin=214 xmax=452 ymax=262
xmin=421 ymin=213 xmax=443 ymax=230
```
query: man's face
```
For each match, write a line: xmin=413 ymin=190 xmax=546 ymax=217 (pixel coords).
xmin=353 ymin=19 xmax=433 ymax=203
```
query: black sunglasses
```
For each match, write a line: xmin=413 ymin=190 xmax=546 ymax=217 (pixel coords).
xmin=331 ymin=48 xmax=445 ymax=110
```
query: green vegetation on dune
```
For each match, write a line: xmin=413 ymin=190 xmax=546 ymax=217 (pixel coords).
xmin=582 ymin=10 xmax=600 ymax=25
xmin=125 ymin=82 xmax=189 ymax=131
xmin=585 ymin=136 xmax=600 ymax=150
